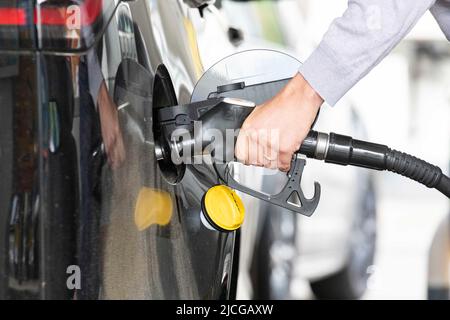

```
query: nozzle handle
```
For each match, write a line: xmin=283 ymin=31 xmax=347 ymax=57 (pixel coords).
xmin=215 ymin=154 xmax=321 ymax=217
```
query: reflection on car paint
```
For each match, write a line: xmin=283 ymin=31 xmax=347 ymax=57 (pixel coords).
xmin=134 ymin=188 xmax=173 ymax=231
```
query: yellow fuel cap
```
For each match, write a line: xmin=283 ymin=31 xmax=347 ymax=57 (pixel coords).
xmin=200 ymin=185 xmax=245 ymax=232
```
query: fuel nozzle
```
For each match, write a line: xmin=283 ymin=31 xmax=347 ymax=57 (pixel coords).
xmin=155 ymin=97 xmax=256 ymax=163
xmin=155 ymin=97 xmax=321 ymax=217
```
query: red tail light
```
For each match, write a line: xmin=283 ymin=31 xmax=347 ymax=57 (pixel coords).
xmin=0 ymin=0 xmax=116 ymax=51
xmin=0 ymin=7 xmax=27 ymax=26
xmin=0 ymin=0 xmax=102 ymax=26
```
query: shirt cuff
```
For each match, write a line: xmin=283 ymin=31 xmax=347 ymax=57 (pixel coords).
xmin=298 ymin=45 xmax=353 ymax=106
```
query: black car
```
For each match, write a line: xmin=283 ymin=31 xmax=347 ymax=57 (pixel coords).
xmin=0 ymin=0 xmax=251 ymax=299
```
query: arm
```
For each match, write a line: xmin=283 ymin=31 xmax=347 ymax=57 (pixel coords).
xmin=431 ymin=0 xmax=450 ymax=40
xmin=87 ymin=51 xmax=125 ymax=169
xmin=236 ymin=0 xmax=437 ymax=171
xmin=299 ymin=0 xmax=437 ymax=106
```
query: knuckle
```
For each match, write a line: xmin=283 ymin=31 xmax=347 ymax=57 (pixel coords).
xmin=279 ymin=142 xmax=298 ymax=156
xmin=279 ymin=146 xmax=293 ymax=155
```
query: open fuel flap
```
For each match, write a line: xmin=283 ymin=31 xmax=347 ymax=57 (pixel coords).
xmin=191 ymin=49 xmax=300 ymax=104
xmin=191 ymin=49 xmax=303 ymax=198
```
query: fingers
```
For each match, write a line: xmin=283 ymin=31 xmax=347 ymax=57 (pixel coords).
xmin=258 ymin=131 xmax=279 ymax=170
xmin=235 ymin=129 xmax=250 ymax=165
xmin=236 ymin=128 xmax=290 ymax=170
xmin=278 ymin=150 xmax=293 ymax=172
xmin=236 ymin=129 xmax=260 ymax=166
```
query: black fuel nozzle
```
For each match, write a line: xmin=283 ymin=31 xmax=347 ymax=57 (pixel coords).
xmin=155 ymin=97 xmax=255 ymax=163
xmin=155 ymin=97 xmax=321 ymax=216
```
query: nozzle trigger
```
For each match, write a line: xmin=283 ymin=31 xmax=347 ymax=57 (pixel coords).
xmin=215 ymin=154 xmax=321 ymax=217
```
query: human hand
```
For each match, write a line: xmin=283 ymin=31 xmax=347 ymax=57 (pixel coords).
xmin=235 ymin=73 xmax=323 ymax=171
xmin=97 ymin=81 xmax=126 ymax=170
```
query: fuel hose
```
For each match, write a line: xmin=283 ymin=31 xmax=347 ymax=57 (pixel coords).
xmin=300 ymin=131 xmax=450 ymax=198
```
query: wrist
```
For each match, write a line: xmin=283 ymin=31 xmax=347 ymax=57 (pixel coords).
xmin=288 ymin=73 xmax=324 ymax=110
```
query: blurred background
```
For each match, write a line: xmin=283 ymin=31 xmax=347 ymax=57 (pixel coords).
xmin=219 ymin=0 xmax=450 ymax=300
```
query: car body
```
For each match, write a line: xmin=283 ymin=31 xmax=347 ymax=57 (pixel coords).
xmin=0 ymin=0 xmax=251 ymax=299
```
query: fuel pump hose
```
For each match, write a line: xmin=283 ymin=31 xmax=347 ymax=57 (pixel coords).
xmin=300 ymin=131 xmax=450 ymax=198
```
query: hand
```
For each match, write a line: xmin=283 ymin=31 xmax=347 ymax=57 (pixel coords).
xmin=235 ymin=73 xmax=323 ymax=171
xmin=97 ymin=81 xmax=126 ymax=170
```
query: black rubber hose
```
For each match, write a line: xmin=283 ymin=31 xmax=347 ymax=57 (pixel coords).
xmin=436 ymin=174 xmax=450 ymax=198
xmin=386 ymin=149 xmax=450 ymax=198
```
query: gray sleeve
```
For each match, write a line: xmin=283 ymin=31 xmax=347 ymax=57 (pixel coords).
xmin=298 ymin=0 xmax=436 ymax=106
xmin=431 ymin=0 xmax=450 ymax=40
xmin=87 ymin=49 xmax=104 ymax=106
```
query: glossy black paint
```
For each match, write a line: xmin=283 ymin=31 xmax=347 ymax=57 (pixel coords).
xmin=0 ymin=0 xmax=238 ymax=300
